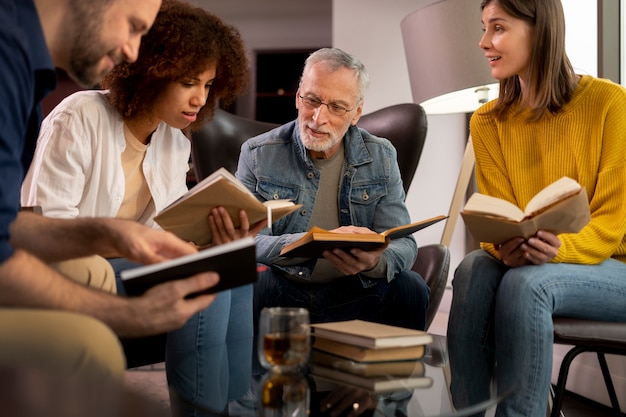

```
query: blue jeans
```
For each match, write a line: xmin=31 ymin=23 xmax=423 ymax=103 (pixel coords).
xmin=108 ymin=258 xmax=253 ymax=416
xmin=251 ymin=267 xmax=429 ymax=375
xmin=447 ymin=250 xmax=626 ymax=417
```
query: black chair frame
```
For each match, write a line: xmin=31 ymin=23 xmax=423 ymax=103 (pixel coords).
xmin=552 ymin=346 xmax=623 ymax=417
xmin=550 ymin=317 xmax=626 ymax=417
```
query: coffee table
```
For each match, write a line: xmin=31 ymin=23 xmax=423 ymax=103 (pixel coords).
xmin=218 ymin=334 xmax=512 ymax=417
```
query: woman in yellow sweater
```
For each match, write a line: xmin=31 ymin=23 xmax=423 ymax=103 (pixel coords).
xmin=447 ymin=0 xmax=626 ymax=416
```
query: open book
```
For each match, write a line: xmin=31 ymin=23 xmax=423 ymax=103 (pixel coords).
xmin=279 ymin=215 xmax=447 ymax=258
xmin=121 ymin=237 xmax=257 ymax=297
xmin=154 ymin=167 xmax=301 ymax=246
xmin=461 ymin=176 xmax=591 ymax=244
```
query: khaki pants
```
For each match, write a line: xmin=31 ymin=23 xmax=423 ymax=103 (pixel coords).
xmin=50 ymin=255 xmax=117 ymax=294
xmin=0 ymin=256 xmax=125 ymax=378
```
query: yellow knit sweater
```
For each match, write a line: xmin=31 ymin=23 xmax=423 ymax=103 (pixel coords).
xmin=470 ymin=75 xmax=626 ymax=264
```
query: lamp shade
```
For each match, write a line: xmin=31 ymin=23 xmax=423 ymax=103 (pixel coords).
xmin=401 ymin=0 xmax=498 ymax=114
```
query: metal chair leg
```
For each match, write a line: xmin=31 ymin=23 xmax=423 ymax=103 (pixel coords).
xmin=597 ymin=352 xmax=623 ymax=417
xmin=551 ymin=346 xmax=584 ymax=417
xmin=552 ymin=346 xmax=624 ymax=417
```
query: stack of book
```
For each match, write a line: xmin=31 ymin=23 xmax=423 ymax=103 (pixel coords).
xmin=309 ymin=320 xmax=433 ymax=393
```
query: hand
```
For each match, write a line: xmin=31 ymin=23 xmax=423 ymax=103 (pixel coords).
xmin=497 ymin=230 xmax=560 ymax=267
xmin=520 ymin=230 xmax=560 ymax=264
xmin=121 ymin=272 xmax=219 ymax=337
xmin=104 ymin=219 xmax=197 ymax=264
xmin=209 ymin=207 xmax=267 ymax=245
xmin=320 ymin=385 xmax=377 ymax=417
xmin=6 ymin=216 xmax=220 ymax=337
xmin=99 ymin=220 xmax=224 ymax=336
xmin=322 ymin=226 xmax=388 ymax=275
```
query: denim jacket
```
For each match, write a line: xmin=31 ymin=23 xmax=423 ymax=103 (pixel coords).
xmin=236 ymin=120 xmax=417 ymax=286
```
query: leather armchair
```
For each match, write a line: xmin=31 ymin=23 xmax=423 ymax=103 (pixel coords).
xmin=191 ymin=109 xmax=278 ymax=181
xmin=190 ymin=104 xmax=448 ymax=332
xmin=123 ymin=103 xmax=447 ymax=368
xmin=356 ymin=103 xmax=427 ymax=195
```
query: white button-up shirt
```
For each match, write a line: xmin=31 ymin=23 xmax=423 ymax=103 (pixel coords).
xmin=21 ymin=90 xmax=190 ymax=229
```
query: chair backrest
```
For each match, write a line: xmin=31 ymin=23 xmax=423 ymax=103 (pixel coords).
xmin=356 ymin=104 xmax=448 ymax=330
xmin=191 ymin=108 xmax=278 ymax=181
xmin=356 ymin=103 xmax=428 ymax=194
xmin=411 ymin=243 xmax=450 ymax=330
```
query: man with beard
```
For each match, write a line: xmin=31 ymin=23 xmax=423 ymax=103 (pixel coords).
xmin=237 ymin=48 xmax=429 ymax=337
xmin=0 ymin=0 xmax=221 ymax=378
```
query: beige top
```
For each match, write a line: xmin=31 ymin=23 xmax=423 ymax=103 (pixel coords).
xmin=117 ymin=124 xmax=152 ymax=221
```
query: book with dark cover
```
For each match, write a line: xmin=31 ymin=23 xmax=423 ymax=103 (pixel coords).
xmin=279 ymin=215 xmax=447 ymax=258
xmin=121 ymin=237 xmax=257 ymax=297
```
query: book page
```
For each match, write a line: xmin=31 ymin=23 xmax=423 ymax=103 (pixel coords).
xmin=463 ymin=193 xmax=525 ymax=222
xmin=381 ymin=215 xmax=447 ymax=239
xmin=524 ymin=176 xmax=581 ymax=216
xmin=263 ymin=199 xmax=297 ymax=209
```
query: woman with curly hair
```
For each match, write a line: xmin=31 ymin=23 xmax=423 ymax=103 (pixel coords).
xmin=21 ymin=0 xmax=262 ymax=414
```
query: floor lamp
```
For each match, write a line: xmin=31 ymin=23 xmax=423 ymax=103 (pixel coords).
xmin=401 ymin=0 xmax=499 ymax=248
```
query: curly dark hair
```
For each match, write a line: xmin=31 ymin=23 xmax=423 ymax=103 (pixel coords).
xmin=100 ymin=0 xmax=248 ymax=132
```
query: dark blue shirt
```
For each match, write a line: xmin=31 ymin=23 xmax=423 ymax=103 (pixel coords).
xmin=0 ymin=0 xmax=56 ymax=263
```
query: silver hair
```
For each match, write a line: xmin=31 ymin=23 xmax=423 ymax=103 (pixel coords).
xmin=301 ymin=47 xmax=370 ymax=99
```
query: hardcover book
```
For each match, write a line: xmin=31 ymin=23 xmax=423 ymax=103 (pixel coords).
xmin=460 ymin=176 xmax=590 ymax=244
xmin=279 ymin=215 xmax=447 ymax=258
xmin=310 ymin=320 xmax=433 ymax=349
xmin=154 ymin=167 xmax=301 ymax=246
xmin=312 ymin=337 xmax=426 ymax=362
xmin=310 ymin=364 xmax=433 ymax=393
xmin=311 ymin=350 xmax=425 ymax=377
xmin=121 ymin=237 xmax=257 ymax=297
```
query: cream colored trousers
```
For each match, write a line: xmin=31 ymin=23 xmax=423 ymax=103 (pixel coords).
xmin=0 ymin=255 xmax=125 ymax=378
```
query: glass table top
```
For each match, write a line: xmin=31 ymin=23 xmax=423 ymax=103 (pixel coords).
xmin=211 ymin=334 xmax=513 ymax=417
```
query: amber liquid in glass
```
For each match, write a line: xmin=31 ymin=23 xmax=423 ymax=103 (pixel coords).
xmin=263 ymin=332 xmax=308 ymax=367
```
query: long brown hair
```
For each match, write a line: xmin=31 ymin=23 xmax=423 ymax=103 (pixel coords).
xmin=480 ymin=0 xmax=578 ymax=121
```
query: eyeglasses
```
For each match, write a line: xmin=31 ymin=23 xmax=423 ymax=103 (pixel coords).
xmin=298 ymin=95 xmax=360 ymax=116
